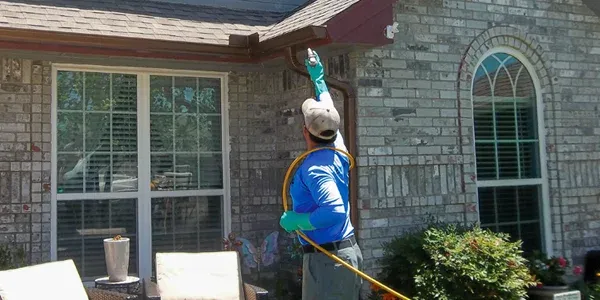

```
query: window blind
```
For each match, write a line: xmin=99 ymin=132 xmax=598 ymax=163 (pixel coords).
xmin=56 ymin=71 xmax=138 ymax=193
xmin=151 ymin=196 xmax=223 ymax=276
xmin=472 ymin=52 xmax=544 ymax=254
xmin=149 ymin=76 xmax=223 ymax=191
xmin=472 ymin=54 xmax=540 ymax=181
xmin=57 ymin=199 xmax=138 ymax=279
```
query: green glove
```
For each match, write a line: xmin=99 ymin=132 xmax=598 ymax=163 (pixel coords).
xmin=279 ymin=211 xmax=316 ymax=233
xmin=304 ymin=50 xmax=329 ymax=96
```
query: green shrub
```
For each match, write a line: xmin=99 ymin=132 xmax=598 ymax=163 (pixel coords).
xmin=370 ymin=223 xmax=536 ymax=300
xmin=572 ymin=280 xmax=600 ymax=300
xmin=0 ymin=243 xmax=26 ymax=271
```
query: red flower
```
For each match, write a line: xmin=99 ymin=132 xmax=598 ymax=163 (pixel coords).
xmin=537 ymin=283 xmax=543 ymax=288
xmin=371 ymin=283 xmax=381 ymax=292
xmin=382 ymin=293 xmax=397 ymax=300
xmin=558 ymin=257 xmax=567 ymax=267
xmin=573 ymin=265 xmax=583 ymax=275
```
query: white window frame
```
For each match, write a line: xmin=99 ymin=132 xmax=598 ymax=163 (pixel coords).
xmin=470 ymin=46 xmax=552 ymax=255
xmin=50 ymin=64 xmax=231 ymax=281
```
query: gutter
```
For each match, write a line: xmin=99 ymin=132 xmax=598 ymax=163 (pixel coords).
xmin=284 ymin=46 xmax=359 ymax=238
xmin=0 ymin=26 xmax=331 ymax=64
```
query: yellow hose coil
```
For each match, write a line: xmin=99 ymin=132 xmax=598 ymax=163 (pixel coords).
xmin=281 ymin=147 xmax=410 ymax=300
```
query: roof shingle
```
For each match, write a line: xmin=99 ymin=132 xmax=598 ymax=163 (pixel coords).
xmin=0 ymin=0 xmax=360 ymax=45
xmin=0 ymin=0 xmax=283 ymax=45
xmin=261 ymin=0 xmax=359 ymax=41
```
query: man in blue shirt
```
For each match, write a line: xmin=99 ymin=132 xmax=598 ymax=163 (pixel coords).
xmin=279 ymin=50 xmax=363 ymax=300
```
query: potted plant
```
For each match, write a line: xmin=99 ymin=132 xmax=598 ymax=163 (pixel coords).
xmin=527 ymin=251 xmax=583 ymax=299
xmin=104 ymin=235 xmax=129 ymax=282
xmin=528 ymin=251 xmax=583 ymax=289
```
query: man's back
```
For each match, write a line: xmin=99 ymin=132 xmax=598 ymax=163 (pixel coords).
xmin=290 ymin=136 xmax=354 ymax=245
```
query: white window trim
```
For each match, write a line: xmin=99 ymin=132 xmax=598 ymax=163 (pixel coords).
xmin=50 ymin=64 xmax=231 ymax=281
xmin=470 ymin=46 xmax=552 ymax=256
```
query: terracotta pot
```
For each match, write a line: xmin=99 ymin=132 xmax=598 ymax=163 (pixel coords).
xmin=104 ymin=237 xmax=129 ymax=282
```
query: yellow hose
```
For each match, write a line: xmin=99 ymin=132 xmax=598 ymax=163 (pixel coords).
xmin=281 ymin=147 xmax=410 ymax=300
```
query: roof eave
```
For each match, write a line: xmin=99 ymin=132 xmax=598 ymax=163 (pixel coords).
xmin=325 ymin=0 xmax=397 ymax=47
xmin=0 ymin=0 xmax=395 ymax=64
xmin=0 ymin=25 xmax=331 ymax=63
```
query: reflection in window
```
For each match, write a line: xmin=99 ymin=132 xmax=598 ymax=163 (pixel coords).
xmin=472 ymin=52 xmax=544 ymax=253
xmin=151 ymin=196 xmax=222 ymax=276
xmin=56 ymin=71 xmax=138 ymax=193
xmin=149 ymin=76 xmax=223 ymax=191
xmin=57 ymin=199 xmax=138 ymax=279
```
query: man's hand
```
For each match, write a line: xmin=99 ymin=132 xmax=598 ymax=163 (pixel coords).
xmin=304 ymin=50 xmax=328 ymax=97
xmin=279 ymin=211 xmax=316 ymax=233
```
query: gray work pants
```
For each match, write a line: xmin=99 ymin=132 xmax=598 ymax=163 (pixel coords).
xmin=302 ymin=242 xmax=363 ymax=300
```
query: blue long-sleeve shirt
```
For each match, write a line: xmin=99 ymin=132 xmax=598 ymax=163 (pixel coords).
xmin=290 ymin=92 xmax=354 ymax=245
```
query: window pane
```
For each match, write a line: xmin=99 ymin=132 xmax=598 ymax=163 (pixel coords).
xmin=497 ymin=142 xmax=518 ymax=178
xmin=198 ymin=115 xmax=222 ymax=152
xmin=57 ymin=199 xmax=137 ymax=279
xmin=150 ymin=76 xmax=173 ymax=113
xmin=58 ymin=154 xmax=84 ymax=193
xmin=150 ymin=76 xmax=222 ymax=190
xmin=200 ymin=153 xmax=223 ymax=189
xmin=174 ymin=77 xmax=197 ymax=114
xmin=478 ymin=185 xmax=541 ymax=253
xmin=57 ymin=71 xmax=83 ymax=110
xmin=198 ymin=78 xmax=221 ymax=114
xmin=472 ymin=53 xmax=540 ymax=180
xmin=477 ymin=187 xmax=495 ymax=224
xmin=520 ymin=222 xmax=542 ymax=253
xmin=56 ymin=71 xmax=138 ymax=194
xmin=175 ymin=115 xmax=198 ymax=151
xmin=113 ymin=74 xmax=137 ymax=112
xmin=57 ymin=112 xmax=83 ymax=152
xmin=494 ymin=102 xmax=516 ymax=139
xmin=85 ymin=72 xmax=110 ymax=111
xmin=151 ymin=196 xmax=223 ymax=274
xmin=85 ymin=113 xmax=111 ymax=152
xmin=150 ymin=115 xmax=173 ymax=152
xmin=493 ymin=64 xmax=514 ymax=97
xmin=475 ymin=143 xmax=496 ymax=180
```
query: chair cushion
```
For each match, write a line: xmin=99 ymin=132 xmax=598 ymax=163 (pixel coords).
xmin=0 ymin=259 xmax=88 ymax=300
xmin=156 ymin=251 xmax=245 ymax=300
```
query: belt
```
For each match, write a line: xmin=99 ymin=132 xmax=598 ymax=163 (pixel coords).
xmin=302 ymin=235 xmax=356 ymax=253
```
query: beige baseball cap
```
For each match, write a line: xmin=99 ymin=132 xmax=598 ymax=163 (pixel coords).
xmin=301 ymin=98 xmax=340 ymax=140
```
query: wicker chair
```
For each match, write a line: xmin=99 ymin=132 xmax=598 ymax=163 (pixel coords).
xmin=86 ymin=287 xmax=136 ymax=300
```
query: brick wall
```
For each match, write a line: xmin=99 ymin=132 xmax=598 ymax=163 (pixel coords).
xmin=355 ymin=0 xmax=600 ymax=280
xmin=0 ymin=57 xmax=52 ymax=265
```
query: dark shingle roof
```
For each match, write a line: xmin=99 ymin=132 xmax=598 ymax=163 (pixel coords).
xmin=262 ymin=0 xmax=359 ymax=41
xmin=0 ymin=0 xmax=283 ymax=45
xmin=0 ymin=0 xmax=360 ymax=45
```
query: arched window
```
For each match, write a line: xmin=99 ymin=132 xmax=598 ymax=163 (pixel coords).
xmin=471 ymin=49 xmax=548 ymax=253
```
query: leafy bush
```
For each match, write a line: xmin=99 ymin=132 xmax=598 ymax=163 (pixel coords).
xmin=370 ymin=223 xmax=536 ymax=300
xmin=0 ymin=243 xmax=26 ymax=271
xmin=571 ymin=280 xmax=600 ymax=300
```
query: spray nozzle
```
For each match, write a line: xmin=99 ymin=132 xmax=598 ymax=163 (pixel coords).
xmin=307 ymin=48 xmax=318 ymax=66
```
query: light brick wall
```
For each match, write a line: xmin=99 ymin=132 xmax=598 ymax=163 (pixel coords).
xmin=0 ymin=57 xmax=52 ymax=265
xmin=355 ymin=0 xmax=600 ymax=279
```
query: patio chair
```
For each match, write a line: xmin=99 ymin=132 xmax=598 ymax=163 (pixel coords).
xmin=144 ymin=251 xmax=268 ymax=300
xmin=0 ymin=259 xmax=134 ymax=300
